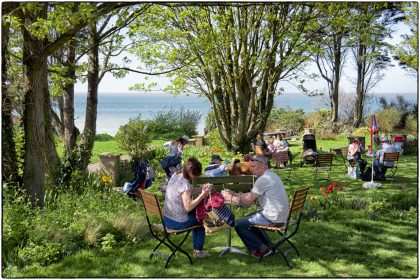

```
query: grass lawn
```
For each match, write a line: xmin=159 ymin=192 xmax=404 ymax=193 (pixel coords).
xmin=10 ymin=136 xmax=418 ymax=277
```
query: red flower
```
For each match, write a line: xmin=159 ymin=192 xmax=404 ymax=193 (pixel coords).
xmin=332 ymin=182 xmax=338 ymax=188
xmin=338 ymin=187 xmax=344 ymax=191
xmin=328 ymin=185 xmax=334 ymax=192
xmin=320 ymin=187 xmax=326 ymax=192
xmin=322 ymin=191 xmax=329 ymax=197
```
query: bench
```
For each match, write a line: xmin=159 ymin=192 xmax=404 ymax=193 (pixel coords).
xmin=192 ymin=175 xmax=256 ymax=192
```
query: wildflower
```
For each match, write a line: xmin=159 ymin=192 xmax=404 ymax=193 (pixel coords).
xmin=212 ymin=148 xmax=221 ymax=153
xmin=101 ymin=175 xmax=113 ymax=185
xmin=310 ymin=195 xmax=315 ymax=201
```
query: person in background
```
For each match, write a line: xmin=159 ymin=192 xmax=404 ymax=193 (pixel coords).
xmin=347 ymin=137 xmax=367 ymax=174
xmin=273 ymin=133 xmax=291 ymax=167
xmin=221 ymin=154 xmax=289 ymax=259
xmin=252 ymin=134 xmax=268 ymax=155
xmin=267 ymin=138 xmax=276 ymax=153
xmin=164 ymin=135 xmax=189 ymax=157
xmin=373 ymin=135 xmax=397 ymax=180
xmin=163 ymin=157 xmax=213 ymax=258
xmin=204 ymin=154 xmax=233 ymax=177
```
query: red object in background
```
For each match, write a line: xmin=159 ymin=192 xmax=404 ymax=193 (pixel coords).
xmin=393 ymin=135 xmax=404 ymax=142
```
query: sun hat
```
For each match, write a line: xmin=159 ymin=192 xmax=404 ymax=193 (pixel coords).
xmin=250 ymin=154 xmax=269 ymax=165
xmin=211 ymin=154 xmax=223 ymax=162
xmin=179 ymin=135 xmax=189 ymax=143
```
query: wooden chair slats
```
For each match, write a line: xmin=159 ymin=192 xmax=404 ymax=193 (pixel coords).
xmin=314 ymin=153 xmax=333 ymax=181
xmin=139 ymin=190 xmax=198 ymax=269
xmin=192 ymin=175 xmax=255 ymax=193
xmin=382 ymin=152 xmax=400 ymax=178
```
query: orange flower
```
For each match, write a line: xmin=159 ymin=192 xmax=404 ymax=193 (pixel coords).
xmin=310 ymin=195 xmax=315 ymax=201
xmin=320 ymin=187 xmax=326 ymax=192
xmin=322 ymin=191 xmax=329 ymax=197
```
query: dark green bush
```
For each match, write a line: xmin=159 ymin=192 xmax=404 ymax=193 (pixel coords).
xmin=146 ymin=108 xmax=201 ymax=139
xmin=95 ymin=133 xmax=114 ymax=141
xmin=115 ymin=115 xmax=152 ymax=157
xmin=267 ymin=106 xmax=305 ymax=135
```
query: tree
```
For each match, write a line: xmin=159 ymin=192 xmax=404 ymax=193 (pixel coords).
xmin=130 ymin=3 xmax=326 ymax=152
xmin=348 ymin=3 xmax=402 ymax=127
xmin=394 ymin=2 xmax=418 ymax=73
xmin=5 ymin=2 xmax=129 ymax=206
xmin=313 ymin=3 xmax=351 ymax=130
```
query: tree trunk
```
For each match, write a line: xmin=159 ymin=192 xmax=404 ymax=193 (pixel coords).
xmin=2 ymin=16 xmax=19 ymax=183
xmin=63 ymin=39 xmax=77 ymax=152
xmin=22 ymin=31 xmax=48 ymax=206
xmin=353 ymin=43 xmax=366 ymax=127
xmin=79 ymin=22 xmax=99 ymax=170
xmin=50 ymin=107 xmax=64 ymax=138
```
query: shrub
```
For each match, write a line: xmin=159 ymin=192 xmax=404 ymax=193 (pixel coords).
xmin=267 ymin=107 xmax=305 ymax=135
xmin=146 ymin=107 xmax=201 ymax=139
xmin=405 ymin=114 xmax=417 ymax=135
xmin=352 ymin=126 xmax=370 ymax=137
xmin=204 ymin=129 xmax=224 ymax=149
xmin=18 ymin=242 xmax=63 ymax=266
xmin=377 ymin=108 xmax=402 ymax=134
xmin=115 ymin=115 xmax=152 ymax=158
xmin=95 ymin=133 xmax=114 ymax=141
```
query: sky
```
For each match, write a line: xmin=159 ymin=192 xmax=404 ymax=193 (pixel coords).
xmin=75 ymin=19 xmax=418 ymax=96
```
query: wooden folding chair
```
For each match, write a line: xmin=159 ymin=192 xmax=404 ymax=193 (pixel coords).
xmin=253 ymin=187 xmax=309 ymax=267
xmin=139 ymin=190 xmax=200 ymax=269
xmin=271 ymin=151 xmax=292 ymax=180
xmin=382 ymin=152 xmax=400 ymax=178
xmin=313 ymin=153 xmax=333 ymax=181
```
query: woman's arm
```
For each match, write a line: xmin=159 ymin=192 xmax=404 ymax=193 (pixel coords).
xmin=182 ymin=184 xmax=212 ymax=212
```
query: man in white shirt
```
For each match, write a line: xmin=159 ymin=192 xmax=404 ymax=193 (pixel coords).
xmin=374 ymin=135 xmax=397 ymax=179
xmin=221 ymin=154 xmax=288 ymax=259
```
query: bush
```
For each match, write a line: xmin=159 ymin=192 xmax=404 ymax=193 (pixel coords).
xmin=95 ymin=133 xmax=114 ymax=141
xmin=352 ymin=126 xmax=370 ymax=137
xmin=146 ymin=108 xmax=201 ymax=139
xmin=115 ymin=115 xmax=152 ymax=157
xmin=267 ymin=107 xmax=305 ymax=135
xmin=405 ymin=114 xmax=417 ymax=135
xmin=303 ymin=109 xmax=336 ymax=139
xmin=377 ymin=108 xmax=402 ymax=134
xmin=204 ymin=129 xmax=224 ymax=149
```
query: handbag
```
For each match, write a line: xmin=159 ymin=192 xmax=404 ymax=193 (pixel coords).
xmin=347 ymin=165 xmax=360 ymax=179
xmin=203 ymin=193 xmax=230 ymax=235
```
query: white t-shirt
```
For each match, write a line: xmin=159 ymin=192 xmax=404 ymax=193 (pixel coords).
xmin=251 ymin=170 xmax=289 ymax=224
xmin=204 ymin=163 xmax=227 ymax=177
xmin=164 ymin=141 xmax=183 ymax=157
xmin=375 ymin=143 xmax=398 ymax=167
xmin=163 ymin=173 xmax=191 ymax=222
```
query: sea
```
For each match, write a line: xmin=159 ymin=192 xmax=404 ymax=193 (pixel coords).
xmin=73 ymin=92 xmax=417 ymax=136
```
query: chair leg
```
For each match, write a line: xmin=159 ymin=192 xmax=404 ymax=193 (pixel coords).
xmin=164 ymin=230 xmax=193 ymax=269
xmin=149 ymin=234 xmax=174 ymax=260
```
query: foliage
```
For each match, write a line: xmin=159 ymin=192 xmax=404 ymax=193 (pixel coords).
xmin=267 ymin=107 xmax=305 ymax=135
xmin=352 ymin=126 xmax=370 ymax=137
xmin=304 ymin=109 xmax=337 ymax=139
xmin=115 ymin=115 xmax=152 ymax=158
xmin=129 ymin=4 xmax=327 ymax=152
xmin=204 ymin=129 xmax=225 ymax=152
xmin=377 ymin=108 xmax=402 ymax=134
xmin=145 ymin=108 xmax=200 ymax=139
xmin=95 ymin=133 xmax=114 ymax=141
xmin=404 ymin=114 xmax=417 ymax=135
xmin=394 ymin=2 xmax=418 ymax=73
xmin=205 ymin=111 xmax=217 ymax=131
xmin=378 ymin=94 xmax=417 ymax=130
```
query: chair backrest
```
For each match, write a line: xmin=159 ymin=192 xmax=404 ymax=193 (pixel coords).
xmin=286 ymin=187 xmax=309 ymax=230
xmin=192 ymin=175 xmax=255 ymax=192
xmin=340 ymin=147 xmax=348 ymax=157
xmin=316 ymin=153 xmax=333 ymax=167
xmin=139 ymin=189 xmax=164 ymax=221
xmin=272 ymin=151 xmax=289 ymax=163
xmin=383 ymin=152 xmax=400 ymax=163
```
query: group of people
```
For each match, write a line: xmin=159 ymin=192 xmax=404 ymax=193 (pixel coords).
xmin=253 ymin=133 xmax=292 ymax=167
xmin=160 ymin=135 xmax=288 ymax=259
xmin=347 ymin=135 xmax=397 ymax=180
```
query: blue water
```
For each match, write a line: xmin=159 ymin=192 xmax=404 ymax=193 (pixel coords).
xmin=74 ymin=92 xmax=417 ymax=136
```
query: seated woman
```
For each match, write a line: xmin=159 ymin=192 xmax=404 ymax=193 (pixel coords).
xmin=163 ymin=157 xmax=212 ymax=258
xmin=273 ymin=134 xmax=291 ymax=166
xmin=347 ymin=138 xmax=367 ymax=174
